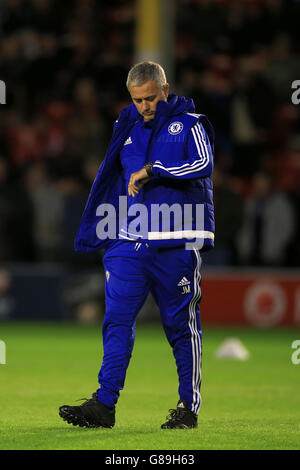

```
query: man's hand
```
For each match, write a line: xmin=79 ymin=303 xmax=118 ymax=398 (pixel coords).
xmin=128 ymin=167 xmax=150 ymax=197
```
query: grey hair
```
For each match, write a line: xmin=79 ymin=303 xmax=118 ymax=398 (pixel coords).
xmin=126 ymin=61 xmax=167 ymax=90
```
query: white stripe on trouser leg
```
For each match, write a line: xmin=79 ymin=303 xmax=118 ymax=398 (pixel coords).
xmin=188 ymin=248 xmax=202 ymax=415
xmin=192 ymin=249 xmax=202 ymax=415
xmin=188 ymin=250 xmax=200 ymax=414
xmin=194 ymin=249 xmax=202 ymax=415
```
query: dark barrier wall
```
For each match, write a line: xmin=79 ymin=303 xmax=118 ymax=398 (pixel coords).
xmin=0 ymin=264 xmax=105 ymax=322
xmin=0 ymin=264 xmax=299 ymax=327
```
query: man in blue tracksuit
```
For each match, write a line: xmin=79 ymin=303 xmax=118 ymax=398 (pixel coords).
xmin=59 ymin=62 xmax=215 ymax=429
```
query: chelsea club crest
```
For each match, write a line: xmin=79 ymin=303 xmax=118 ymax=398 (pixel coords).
xmin=168 ymin=121 xmax=184 ymax=135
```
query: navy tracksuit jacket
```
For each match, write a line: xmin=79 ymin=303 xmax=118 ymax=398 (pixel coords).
xmin=75 ymin=94 xmax=215 ymax=414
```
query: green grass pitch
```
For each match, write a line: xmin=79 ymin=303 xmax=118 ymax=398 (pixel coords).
xmin=0 ymin=321 xmax=300 ymax=450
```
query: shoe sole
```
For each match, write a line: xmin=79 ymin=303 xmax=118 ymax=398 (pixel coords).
xmin=161 ymin=423 xmax=198 ymax=429
xmin=59 ymin=408 xmax=114 ymax=429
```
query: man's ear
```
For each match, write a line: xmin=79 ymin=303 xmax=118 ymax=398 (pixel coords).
xmin=163 ymin=83 xmax=169 ymax=100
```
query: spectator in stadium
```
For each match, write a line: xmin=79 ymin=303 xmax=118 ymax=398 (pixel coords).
xmin=22 ymin=161 xmax=63 ymax=262
xmin=0 ymin=156 xmax=35 ymax=262
xmin=237 ymin=171 xmax=296 ymax=266
xmin=204 ymin=165 xmax=243 ymax=266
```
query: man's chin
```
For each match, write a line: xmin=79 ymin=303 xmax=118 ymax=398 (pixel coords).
xmin=143 ymin=113 xmax=155 ymax=121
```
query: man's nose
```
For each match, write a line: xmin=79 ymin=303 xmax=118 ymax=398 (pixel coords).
xmin=141 ymin=100 xmax=150 ymax=111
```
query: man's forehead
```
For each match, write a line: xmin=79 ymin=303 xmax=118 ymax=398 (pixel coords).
xmin=129 ymin=80 xmax=161 ymax=98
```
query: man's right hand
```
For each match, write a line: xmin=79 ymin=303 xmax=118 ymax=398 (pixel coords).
xmin=128 ymin=168 xmax=150 ymax=197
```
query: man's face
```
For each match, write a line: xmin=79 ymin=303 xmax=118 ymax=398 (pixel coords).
xmin=129 ymin=80 xmax=169 ymax=122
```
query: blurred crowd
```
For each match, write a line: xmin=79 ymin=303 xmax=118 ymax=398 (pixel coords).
xmin=0 ymin=0 xmax=299 ymax=268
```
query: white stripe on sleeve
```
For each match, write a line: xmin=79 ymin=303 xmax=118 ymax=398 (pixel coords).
xmin=152 ymin=122 xmax=210 ymax=177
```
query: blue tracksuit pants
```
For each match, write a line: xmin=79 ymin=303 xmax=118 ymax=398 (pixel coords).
xmin=97 ymin=240 xmax=202 ymax=415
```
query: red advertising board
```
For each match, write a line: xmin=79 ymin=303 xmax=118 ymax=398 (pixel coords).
xmin=201 ymin=270 xmax=300 ymax=327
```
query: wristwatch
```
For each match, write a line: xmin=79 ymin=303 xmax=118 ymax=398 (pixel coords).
xmin=144 ymin=162 xmax=154 ymax=177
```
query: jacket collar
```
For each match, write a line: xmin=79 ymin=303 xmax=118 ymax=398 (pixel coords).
xmin=119 ymin=93 xmax=196 ymax=125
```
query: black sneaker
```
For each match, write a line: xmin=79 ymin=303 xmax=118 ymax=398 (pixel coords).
xmin=59 ymin=392 xmax=115 ymax=428
xmin=161 ymin=400 xmax=198 ymax=429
